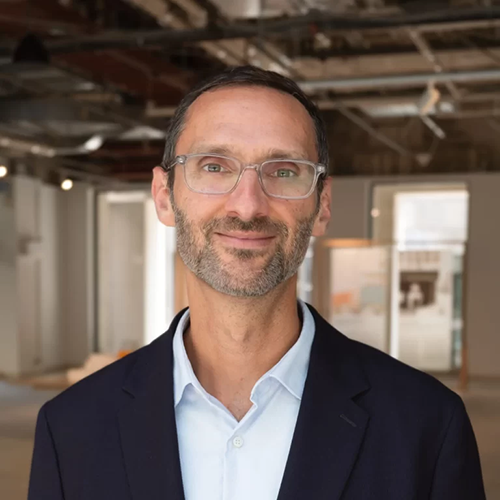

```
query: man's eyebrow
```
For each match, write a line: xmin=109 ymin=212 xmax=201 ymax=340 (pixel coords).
xmin=263 ymin=148 xmax=310 ymax=161
xmin=189 ymin=145 xmax=234 ymax=156
xmin=187 ymin=145 xmax=310 ymax=161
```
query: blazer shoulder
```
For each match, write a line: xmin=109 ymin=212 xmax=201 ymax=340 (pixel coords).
xmin=346 ymin=333 xmax=462 ymax=409
xmin=310 ymin=306 xmax=459 ymax=409
xmin=43 ymin=333 xmax=169 ymax=419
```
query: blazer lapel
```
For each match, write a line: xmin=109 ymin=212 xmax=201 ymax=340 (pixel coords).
xmin=118 ymin=310 xmax=187 ymax=500
xmin=277 ymin=305 xmax=371 ymax=500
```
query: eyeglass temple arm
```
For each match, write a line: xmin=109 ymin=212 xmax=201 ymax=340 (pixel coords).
xmin=160 ymin=160 xmax=175 ymax=172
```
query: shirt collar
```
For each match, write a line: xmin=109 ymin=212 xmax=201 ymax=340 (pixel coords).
xmin=172 ymin=309 xmax=198 ymax=407
xmin=173 ymin=300 xmax=315 ymax=407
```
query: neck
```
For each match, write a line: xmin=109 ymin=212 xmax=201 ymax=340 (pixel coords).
xmin=183 ymin=271 xmax=302 ymax=420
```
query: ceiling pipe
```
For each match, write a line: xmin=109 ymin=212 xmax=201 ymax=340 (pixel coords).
xmin=3 ymin=7 xmax=500 ymax=56
xmin=0 ymin=134 xmax=105 ymax=158
xmin=298 ymin=69 xmax=500 ymax=92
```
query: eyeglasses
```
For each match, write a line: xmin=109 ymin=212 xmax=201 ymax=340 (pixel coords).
xmin=162 ymin=153 xmax=327 ymax=200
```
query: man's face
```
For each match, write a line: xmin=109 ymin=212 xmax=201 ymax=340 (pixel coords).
xmin=152 ymin=86 xmax=331 ymax=297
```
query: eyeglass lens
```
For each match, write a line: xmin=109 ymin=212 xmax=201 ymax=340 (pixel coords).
xmin=183 ymin=155 xmax=317 ymax=198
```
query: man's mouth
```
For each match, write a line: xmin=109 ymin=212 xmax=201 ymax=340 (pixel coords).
xmin=214 ymin=232 xmax=276 ymax=249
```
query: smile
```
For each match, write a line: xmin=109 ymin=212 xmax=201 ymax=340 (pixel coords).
xmin=215 ymin=232 xmax=276 ymax=249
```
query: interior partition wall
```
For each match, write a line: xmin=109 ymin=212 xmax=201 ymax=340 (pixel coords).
xmin=97 ymin=190 xmax=176 ymax=356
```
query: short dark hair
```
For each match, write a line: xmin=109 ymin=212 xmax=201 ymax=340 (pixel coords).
xmin=162 ymin=65 xmax=329 ymax=196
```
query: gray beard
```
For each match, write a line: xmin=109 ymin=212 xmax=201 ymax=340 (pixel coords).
xmin=172 ymin=205 xmax=316 ymax=297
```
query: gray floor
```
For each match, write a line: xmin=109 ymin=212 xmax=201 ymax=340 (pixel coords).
xmin=1 ymin=380 xmax=499 ymax=500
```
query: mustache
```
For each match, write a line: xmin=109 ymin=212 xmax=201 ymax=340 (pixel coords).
xmin=203 ymin=216 xmax=289 ymax=238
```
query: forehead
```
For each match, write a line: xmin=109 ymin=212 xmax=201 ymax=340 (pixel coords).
xmin=176 ymin=85 xmax=317 ymax=159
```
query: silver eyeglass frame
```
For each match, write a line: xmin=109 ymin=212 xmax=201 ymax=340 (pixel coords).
xmin=161 ymin=153 xmax=327 ymax=200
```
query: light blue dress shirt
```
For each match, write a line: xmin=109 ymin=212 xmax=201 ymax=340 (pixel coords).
xmin=173 ymin=300 xmax=315 ymax=500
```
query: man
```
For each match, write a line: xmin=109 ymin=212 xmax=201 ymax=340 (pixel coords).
xmin=29 ymin=66 xmax=485 ymax=500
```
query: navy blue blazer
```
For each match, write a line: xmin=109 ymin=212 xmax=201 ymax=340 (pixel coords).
xmin=29 ymin=305 xmax=486 ymax=500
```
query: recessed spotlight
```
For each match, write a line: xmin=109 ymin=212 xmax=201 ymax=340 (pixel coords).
xmin=371 ymin=208 xmax=380 ymax=218
xmin=247 ymin=46 xmax=257 ymax=58
xmin=0 ymin=165 xmax=8 ymax=178
xmin=61 ymin=178 xmax=73 ymax=191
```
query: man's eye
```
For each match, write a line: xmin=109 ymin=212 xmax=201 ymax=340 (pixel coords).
xmin=203 ymin=163 xmax=223 ymax=172
xmin=274 ymin=169 xmax=296 ymax=178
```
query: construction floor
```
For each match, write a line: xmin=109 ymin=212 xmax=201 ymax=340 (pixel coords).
xmin=0 ymin=379 xmax=499 ymax=500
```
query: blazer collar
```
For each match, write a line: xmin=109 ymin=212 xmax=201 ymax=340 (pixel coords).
xmin=277 ymin=305 xmax=371 ymax=500
xmin=119 ymin=308 xmax=187 ymax=500
xmin=118 ymin=304 xmax=371 ymax=500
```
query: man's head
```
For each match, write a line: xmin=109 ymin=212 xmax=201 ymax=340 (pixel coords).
xmin=152 ymin=65 xmax=331 ymax=297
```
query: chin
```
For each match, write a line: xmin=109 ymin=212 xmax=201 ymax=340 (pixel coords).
xmin=212 ymin=282 xmax=275 ymax=298
xmin=222 ymin=247 xmax=270 ymax=261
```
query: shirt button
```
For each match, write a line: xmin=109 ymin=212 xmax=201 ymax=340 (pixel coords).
xmin=232 ymin=436 xmax=244 ymax=448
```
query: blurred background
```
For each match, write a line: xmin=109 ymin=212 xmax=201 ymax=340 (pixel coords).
xmin=1 ymin=0 xmax=500 ymax=498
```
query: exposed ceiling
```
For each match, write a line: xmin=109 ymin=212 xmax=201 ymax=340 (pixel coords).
xmin=2 ymin=0 xmax=500 ymax=182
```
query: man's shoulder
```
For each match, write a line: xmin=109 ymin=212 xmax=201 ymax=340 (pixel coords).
xmin=308 ymin=305 xmax=461 ymax=416
xmin=337 ymin=328 xmax=463 ymax=413
xmin=42 ymin=336 xmax=163 ymax=422
xmin=311 ymin=306 xmax=459 ymax=407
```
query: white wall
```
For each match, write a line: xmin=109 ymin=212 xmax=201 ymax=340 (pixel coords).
xmin=13 ymin=176 xmax=62 ymax=375
xmin=98 ymin=194 xmax=145 ymax=354
xmin=39 ymin=185 xmax=62 ymax=369
xmin=144 ymin=198 xmax=177 ymax=344
xmin=0 ymin=181 xmax=19 ymax=375
xmin=0 ymin=176 xmax=94 ymax=377
xmin=59 ymin=183 xmax=95 ymax=367
xmin=328 ymin=173 xmax=500 ymax=378
xmin=98 ymin=192 xmax=178 ymax=353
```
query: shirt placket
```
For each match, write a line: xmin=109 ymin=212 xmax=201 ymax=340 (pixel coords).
xmin=221 ymin=378 xmax=280 ymax=500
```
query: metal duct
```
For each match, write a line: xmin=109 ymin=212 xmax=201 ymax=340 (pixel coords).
xmin=298 ymin=69 xmax=500 ymax=92
xmin=209 ymin=0 xmax=357 ymax=19
xmin=0 ymin=134 xmax=105 ymax=158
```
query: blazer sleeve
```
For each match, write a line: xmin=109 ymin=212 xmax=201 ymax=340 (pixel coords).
xmin=429 ymin=397 xmax=486 ymax=500
xmin=28 ymin=404 xmax=65 ymax=500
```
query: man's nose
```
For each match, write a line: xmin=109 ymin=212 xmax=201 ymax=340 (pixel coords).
xmin=224 ymin=167 xmax=270 ymax=221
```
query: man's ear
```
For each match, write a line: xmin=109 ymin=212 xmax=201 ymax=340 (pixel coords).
xmin=312 ymin=177 xmax=332 ymax=237
xmin=151 ymin=166 xmax=175 ymax=227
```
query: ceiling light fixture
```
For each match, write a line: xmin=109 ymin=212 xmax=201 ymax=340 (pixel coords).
xmin=13 ymin=33 xmax=50 ymax=64
xmin=83 ymin=135 xmax=104 ymax=153
xmin=61 ymin=178 xmax=73 ymax=191
xmin=314 ymin=32 xmax=332 ymax=50
xmin=0 ymin=165 xmax=8 ymax=178
xmin=247 ymin=46 xmax=257 ymax=58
